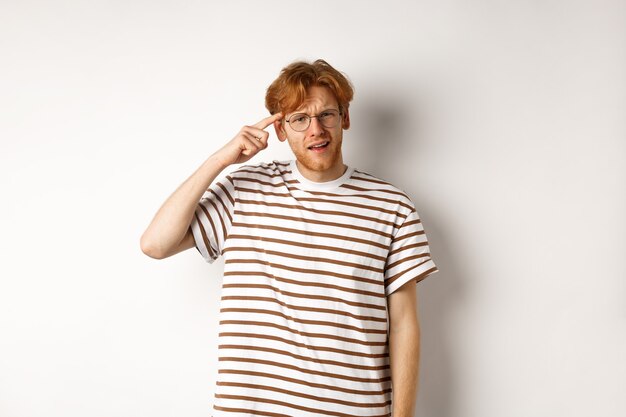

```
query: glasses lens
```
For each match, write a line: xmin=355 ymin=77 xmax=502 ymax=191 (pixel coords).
xmin=289 ymin=114 xmax=310 ymax=131
xmin=318 ymin=110 xmax=340 ymax=128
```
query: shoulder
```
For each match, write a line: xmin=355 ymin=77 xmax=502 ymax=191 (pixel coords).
xmin=231 ymin=160 xmax=288 ymax=174
xmin=350 ymin=167 xmax=416 ymax=212
xmin=226 ymin=159 xmax=290 ymax=185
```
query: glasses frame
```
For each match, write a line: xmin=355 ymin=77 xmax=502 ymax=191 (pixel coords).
xmin=284 ymin=108 xmax=343 ymax=132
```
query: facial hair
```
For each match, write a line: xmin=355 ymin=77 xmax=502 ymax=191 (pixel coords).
xmin=289 ymin=135 xmax=343 ymax=174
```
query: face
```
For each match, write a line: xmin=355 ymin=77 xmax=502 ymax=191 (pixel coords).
xmin=274 ymin=85 xmax=350 ymax=178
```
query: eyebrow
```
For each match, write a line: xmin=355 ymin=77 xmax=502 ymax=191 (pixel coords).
xmin=288 ymin=107 xmax=338 ymax=117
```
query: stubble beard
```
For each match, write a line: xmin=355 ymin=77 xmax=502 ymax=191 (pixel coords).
xmin=293 ymin=138 xmax=342 ymax=173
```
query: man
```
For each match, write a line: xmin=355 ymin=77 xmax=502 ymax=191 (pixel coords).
xmin=140 ymin=59 xmax=438 ymax=417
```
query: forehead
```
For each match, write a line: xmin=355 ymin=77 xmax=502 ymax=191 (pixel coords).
xmin=290 ymin=85 xmax=339 ymax=115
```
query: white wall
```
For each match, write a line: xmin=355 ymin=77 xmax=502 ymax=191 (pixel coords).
xmin=1 ymin=1 xmax=624 ymax=416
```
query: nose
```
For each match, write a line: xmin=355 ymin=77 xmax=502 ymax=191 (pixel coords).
xmin=307 ymin=116 xmax=325 ymax=136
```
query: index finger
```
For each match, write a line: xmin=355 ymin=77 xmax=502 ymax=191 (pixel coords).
xmin=252 ymin=112 xmax=283 ymax=130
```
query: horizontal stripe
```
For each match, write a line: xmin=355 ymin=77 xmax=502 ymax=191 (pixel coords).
xmin=220 ymin=307 xmax=385 ymax=334
xmin=235 ymin=210 xmax=395 ymax=240
xmin=218 ymin=346 xmax=388 ymax=372
xmin=237 ymin=186 xmax=404 ymax=217
xmin=216 ymin=381 xmax=390 ymax=407
xmin=219 ymin=369 xmax=390 ymax=395
xmin=221 ymin=282 xmax=387 ymax=310
xmin=224 ymin=247 xmax=384 ymax=272
xmin=224 ymin=258 xmax=383 ymax=288
xmin=225 ymin=233 xmax=387 ymax=262
xmin=220 ymin=295 xmax=386 ymax=323
xmin=214 ymin=395 xmax=391 ymax=417
xmin=218 ymin=331 xmax=388 ymax=358
xmin=235 ymin=198 xmax=403 ymax=227
xmin=218 ymin=352 xmax=390 ymax=381
xmin=230 ymin=222 xmax=390 ymax=250
xmin=218 ymin=321 xmax=386 ymax=347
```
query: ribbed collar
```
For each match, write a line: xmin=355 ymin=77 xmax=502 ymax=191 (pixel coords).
xmin=289 ymin=159 xmax=354 ymax=191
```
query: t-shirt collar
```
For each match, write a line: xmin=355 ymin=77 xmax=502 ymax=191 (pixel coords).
xmin=289 ymin=159 xmax=354 ymax=191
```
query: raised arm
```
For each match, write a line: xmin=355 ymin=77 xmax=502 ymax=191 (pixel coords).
xmin=140 ymin=113 xmax=282 ymax=259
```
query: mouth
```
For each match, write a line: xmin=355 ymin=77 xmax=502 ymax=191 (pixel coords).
xmin=308 ymin=141 xmax=330 ymax=152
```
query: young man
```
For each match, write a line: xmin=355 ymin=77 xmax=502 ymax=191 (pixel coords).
xmin=140 ymin=59 xmax=438 ymax=417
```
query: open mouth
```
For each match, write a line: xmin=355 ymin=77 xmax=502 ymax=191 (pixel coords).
xmin=308 ymin=141 xmax=329 ymax=150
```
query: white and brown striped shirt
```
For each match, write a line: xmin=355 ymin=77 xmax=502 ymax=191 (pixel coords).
xmin=190 ymin=159 xmax=438 ymax=417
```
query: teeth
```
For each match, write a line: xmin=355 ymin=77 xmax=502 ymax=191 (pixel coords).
xmin=311 ymin=142 xmax=328 ymax=149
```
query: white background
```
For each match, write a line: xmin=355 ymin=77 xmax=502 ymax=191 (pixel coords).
xmin=1 ymin=1 xmax=624 ymax=416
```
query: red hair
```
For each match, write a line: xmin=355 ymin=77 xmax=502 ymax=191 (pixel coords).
xmin=265 ymin=59 xmax=354 ymax=116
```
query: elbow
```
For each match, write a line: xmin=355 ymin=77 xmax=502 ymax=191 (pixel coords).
xmin=140 ymin=234 xmax=164 ymax=259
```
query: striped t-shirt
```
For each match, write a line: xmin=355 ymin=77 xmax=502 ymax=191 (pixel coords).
xmin=190 ymin=159 xmax=438 ymax=417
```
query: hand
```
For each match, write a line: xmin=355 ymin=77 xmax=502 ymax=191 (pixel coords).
xmin=211 ymin=113 xmax=283 ymax=167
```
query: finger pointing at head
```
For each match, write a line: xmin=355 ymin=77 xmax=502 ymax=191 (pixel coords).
xmin=253 ymin=112 xmax=283 ymax=130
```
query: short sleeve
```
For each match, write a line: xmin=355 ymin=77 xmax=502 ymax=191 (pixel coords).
xmin=384 ymin=205 xmax=439 ymax=296
xmin=189 ymin=174 xmax=237 ymax=263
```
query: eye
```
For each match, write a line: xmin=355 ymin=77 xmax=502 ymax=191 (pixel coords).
xmin=291 ymin=114 xmax=307 ymax=123
xmin=320 ymin=110 xmax=338 ymax=120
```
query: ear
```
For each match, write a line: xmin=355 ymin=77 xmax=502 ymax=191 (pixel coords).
xmin=274 ymin=120 xmax=287 ymax=142
xmin=341 ymin=108 xmax=350 ymax=130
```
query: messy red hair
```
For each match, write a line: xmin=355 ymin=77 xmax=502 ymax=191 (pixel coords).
xmin=265 ymin=59 xmax=354 ymax=117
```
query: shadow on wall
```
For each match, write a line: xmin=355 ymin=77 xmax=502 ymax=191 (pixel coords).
xmin=358 ymin=88 xmax=462 ymax=417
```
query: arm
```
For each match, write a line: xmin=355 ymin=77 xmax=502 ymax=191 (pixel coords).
xmin=140 ymin=113 xmax=282 ymax=259
xmin=140 ymin=155 xmax=228 ymax=259
xmin=388 ymin=281 xmax=421 ymax=417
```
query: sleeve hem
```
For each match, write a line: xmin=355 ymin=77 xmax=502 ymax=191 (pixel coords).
xmin=385 ymin=259 xmax=438 ymax=297
xmin=190 ymin=215 xmax=215 ymax=264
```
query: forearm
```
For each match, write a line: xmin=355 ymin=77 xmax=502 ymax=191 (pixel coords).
xmin=140 ymin=153 xmax=228 ymax=258
xmin=389 ymin=321 xmax=420 ymax=417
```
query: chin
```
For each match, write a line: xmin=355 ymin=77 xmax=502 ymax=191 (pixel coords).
xmin=288 ymin=133 xmax=344 ymax=171
xmin=294 ymin=148 xmax=340 ymax=172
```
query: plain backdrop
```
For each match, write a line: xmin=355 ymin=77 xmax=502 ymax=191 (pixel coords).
xmin=1 ymin=1 xmax=624 ymax=416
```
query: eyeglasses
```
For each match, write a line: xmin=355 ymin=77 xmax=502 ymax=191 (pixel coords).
xmin=285 ymin=109 xmax=342 ymax=132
